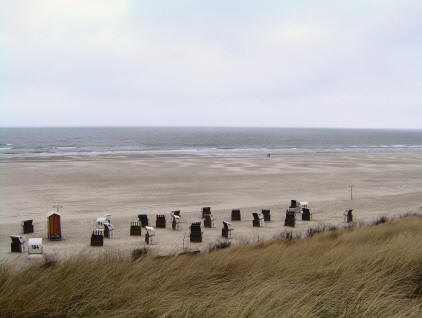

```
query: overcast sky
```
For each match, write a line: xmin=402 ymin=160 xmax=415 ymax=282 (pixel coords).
xmin=0 ymin=1 xmax=421 ymax=128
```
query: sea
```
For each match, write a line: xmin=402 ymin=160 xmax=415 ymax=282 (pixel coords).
xmin=0 ymin=127 xmax=422 ymax=159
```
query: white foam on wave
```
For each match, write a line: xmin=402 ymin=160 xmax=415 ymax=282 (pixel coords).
xmin=55 ymin=146 xmax=77 ymax=150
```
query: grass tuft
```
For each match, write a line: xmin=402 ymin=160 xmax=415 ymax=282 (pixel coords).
xmin=372 ymin=215 xmax=389 ymax=226
xmin=40 ymin=253 xmax=58 ymax=268
xmin=209 ymin=240 xmax=232 ymax=252
xmin=131 ymin=247 xmax=149 ymax=261
xmin=305 ymin=224 xmax=338 ymax=238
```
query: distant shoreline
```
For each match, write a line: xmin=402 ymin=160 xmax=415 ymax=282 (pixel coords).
xmin=1 ymin=151 xmax=422 ymax=163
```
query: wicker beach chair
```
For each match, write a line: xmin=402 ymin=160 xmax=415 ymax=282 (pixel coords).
xmin=172 ymin=210 xmax=181 ymax=217
xmin=252 ymin=212 xmax=265 ymax=227
xmin=190 ymin=222 xmax=203 ymax=242
xmin=262 ymin=209 xmax=271 ymax=222
xmin=10 ymin=235 xmax=25 ymax=253
xmin=285 ymin=210 xmax=296 ymax=227
xmin=156 ymin=214 xmax=166 ymax=228
xmin=28 ymin=238 xmax=43 ymax=254
xmin=344 ymin=209 xmax=353 ymax=223
xmin=222 ymin=221 xmax=233 ymax=239
xmin=130 ymin=221 xmax=142 ymax=236
xmin=91 ymin=229 xmax=104 ymax=246
xmin=171 ymin=214 xmax=181 ymax=230
xmin=145 ymin=226 xmax=155 ymax=245
xmin=202 ymin=207 xmax=211 ymax=218
xmin=204 ymin=214 xmax=215 ymax=228
xmin=104 ymin=223 xmax=114 ymax=238
xmin=138 ymin=214 xmax=149 ymax=227
xmin=231 ymin=209 xmax=241 ymax=221
xmin=22 ymin=220 xmax=34 ymax=234
xmin=302 ymin=208 xmax=311 ymax=221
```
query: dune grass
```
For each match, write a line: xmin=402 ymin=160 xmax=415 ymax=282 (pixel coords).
xmin=1 ymin=216 xmax=422 ymax=318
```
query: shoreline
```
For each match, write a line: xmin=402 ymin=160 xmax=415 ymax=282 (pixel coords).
xmin=1 ymin=150 xmax=422 ymax=163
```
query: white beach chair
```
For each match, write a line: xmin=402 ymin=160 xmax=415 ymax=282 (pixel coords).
xmin=252 ymin=212 xmax=265 ymax=227
xmin=222 ymin=221 xmax=233 ymax=239
xmin=10 ymin=235 xmax=25 ymax=253
xmin=103 ymin=214 xmax=112 ymax=224
xmin=300 ymin=201 xmax=309 ymax=210
xmin=28 ymin=238 xmax=43 ymax=255
xmin=145 ymin=226 xmax=156 ymax=245
xmin=96 ymin=217 xmax=107 ymax=229
xmin=344 ymin=209 xmax=353 ymax=223
xmin=171 ymin=214 xmax=181 ymax=230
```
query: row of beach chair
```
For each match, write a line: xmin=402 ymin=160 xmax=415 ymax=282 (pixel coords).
xmin=11 ymin=204 xmax=354 ymax=253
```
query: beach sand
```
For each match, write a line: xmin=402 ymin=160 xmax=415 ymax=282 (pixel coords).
xmin=1 ymin=153 xmax=422 ymax=265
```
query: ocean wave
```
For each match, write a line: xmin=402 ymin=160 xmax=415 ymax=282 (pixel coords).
xmin=54 ymin=146 xmax=77 ymax=150
xmin=364 ymin=144 xmax=416 ymax=148
xmin=1 ymin=146 xmax=422 ymax=159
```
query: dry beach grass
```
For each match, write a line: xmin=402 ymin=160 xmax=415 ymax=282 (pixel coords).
xmin=1 ymin=216 xmax=422 ymax=318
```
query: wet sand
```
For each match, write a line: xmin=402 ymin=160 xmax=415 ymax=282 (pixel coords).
xmin=1 ymin=153 xmax=422 ymax=264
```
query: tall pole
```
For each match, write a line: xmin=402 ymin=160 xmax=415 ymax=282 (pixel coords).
xmin=349 ymin=185 xmax=353 ymax=200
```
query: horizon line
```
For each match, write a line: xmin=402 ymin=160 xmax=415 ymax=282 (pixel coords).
xmin=0 ymin=125 xmax=421 ymax=131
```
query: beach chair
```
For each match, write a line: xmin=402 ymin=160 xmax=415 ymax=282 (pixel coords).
xmin=285 ymin=210 xmax=296 ymax=227
xmin=145 ymin=226 xmax=155 ymax=245
xmin=300 ymin=202 xmax=309 ymax=210
xmin=204 ymin=214 xmax=215 ymax=228
xmin=91 ymin=229 xmax=104 ymax=246
xmin=262 ymin=209 xmax=271 ymax=222
xmin=21 ymin=220 xmax=34 ymax=234
xmin=202 ymin=207 xmax=211 ymax=218
xmin=138 ymin=214 xmax=149 ymax=227
xmin=103 ymin=214 xmax=112 ymax=224
xmin=344 ymin=209 xmax=353 ymax=223
xmin=10 ymin=235 xmax=25 ymax=253
xmin=28 ymin=238 xmax=43 ymax=254
xmin=289 ymin=200 xmax=301 ymax=214
xmin=95 ymin=215 xmax=113 ymax=238
xmin=348 ymin=209 xmax=353 ymax=223
xmin=96 ymin=217 xmax=107 ymax=229
xmin=302 ymin=208 xmax=311 ymax=221
xmin=222 ymin=221 xmax=233 ymax=239
xmin=231 ymin=209 xmax=241 ymax=221
xmin=130 ymin=221 xmax=142 ymax=236
xmin=171 ymin=214 xmax=181 ymax=230
xmin=156 ymin=214 xmax=166 ymax=228
xmin=104 ymin=223 xmax=114 ymax=238
xmin=190 ymin=222 xmax=203 ymax=242
xmin=252 ymin=212 xmax=265 ymax=227
xmin=172 ymin=210 xmax=181 ymax=217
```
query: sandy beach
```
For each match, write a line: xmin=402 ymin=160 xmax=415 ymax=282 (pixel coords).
xmin=1 ymin=153 xmax=421 ymax=264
